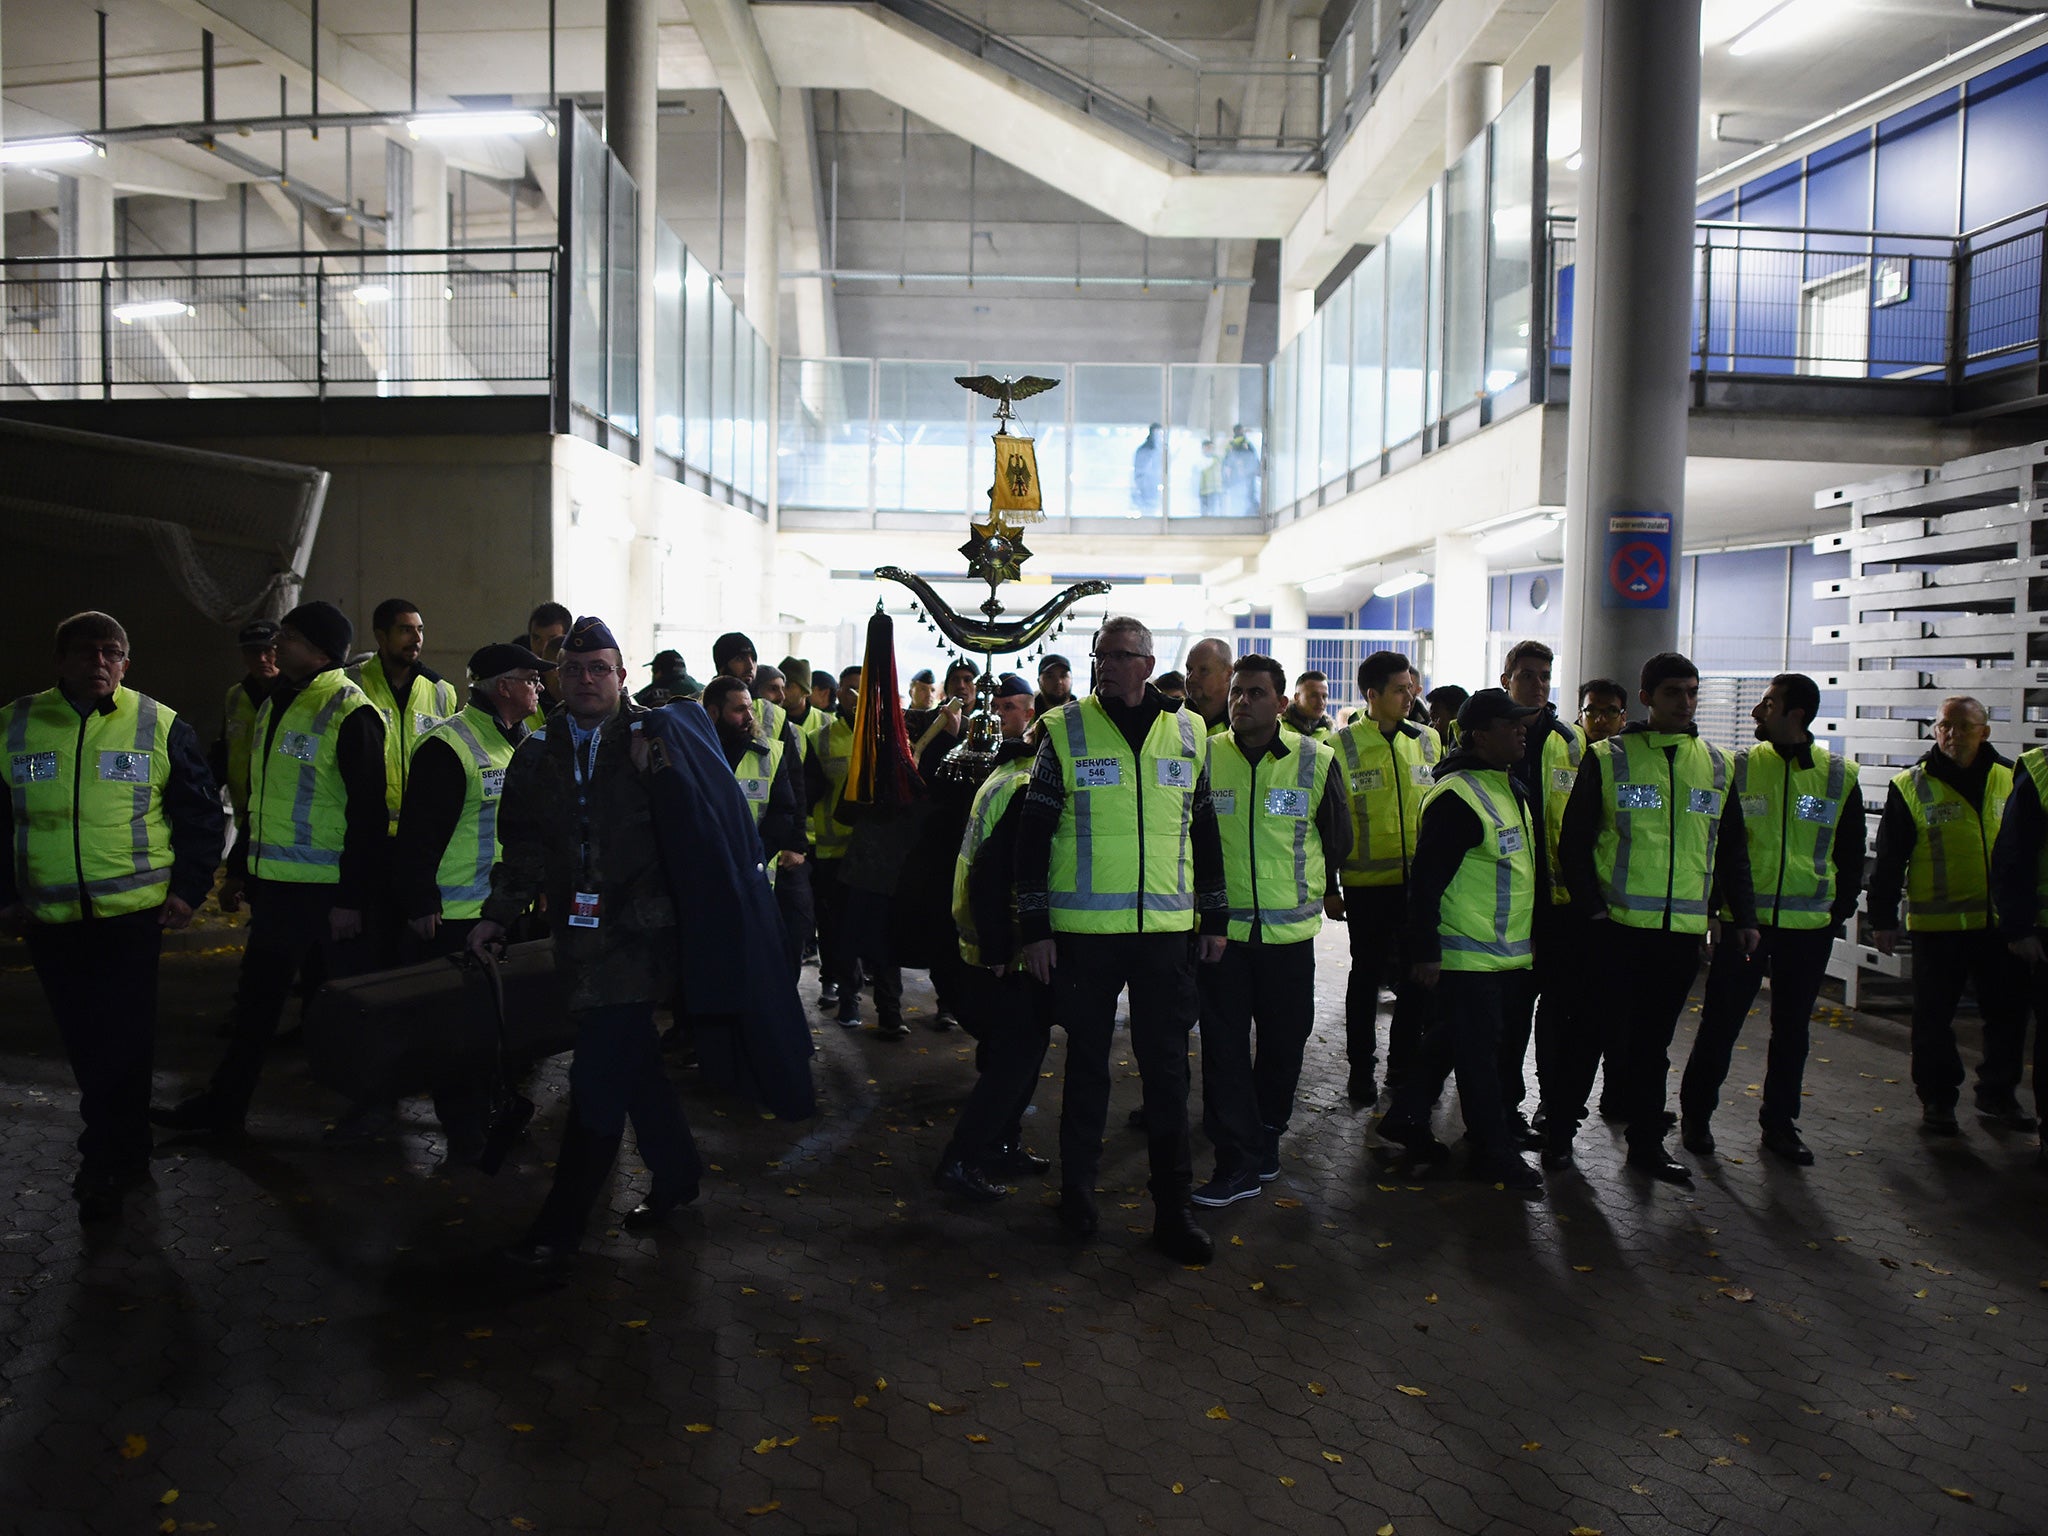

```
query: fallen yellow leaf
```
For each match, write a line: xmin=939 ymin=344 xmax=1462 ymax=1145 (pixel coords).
xmin=812 ymin=1415 xmax=839 ymax=1425
xmin=464 ymin=1328 xmax=493 ymax=1340
xmin=1569 ymin=1527 xmax=1604 ymax=1536
xmin=1250 ymin=1280 xmax=1266 ymax=1291
xmin=1629 ymin=1484 xmax=1650 ymax=1495
xmin=1943 ymin=1489 xmax=1974 ymax=1503
xmin=745 ymin=1503 xmax=781 ymax=1517
xmin=1571 ymin=1265 xmax=1593 ymax=1273
xmin=875 ymin=1377 xmax=888 ymax=1390
xmin=1377 ymin=1526 xmax=1394 ymax=1536
xmin=1205 ymin=1406 xmax=1231 ymax=1421
xmin=1717 ymin=1287 xmax=1755 ymax=1303
xmin=119 ymin=1435 xmax=148 ymax=1460
xmin=1322 ymin=1451 xmax=1343 ymax=1463
xmin=778 ymin=1436 xmax=799 ymax=1448
xmin=1887 ymin=1372 xmax=1915 ymax=1382
xmin=1306 ymin=1383 xmax=1326 ymax=1396
xmin=683 ymin=1422 xmax=712 ymax=1434
xmin=1170 ymin=1483 xmax=1184 ymax=1495
xmin=1710 ymin=1455 xmax=1734 ymax=1467
xmin=852 ymin=1395 xmax=870 ymax=1408
xmin=966 ymin=1434 xmax=989 ymax=1444
xmin=1274 ymin=1197 xmax=1303 ymax=1208
xmin=510 ymin=1522 xmax=537 ymax=1533
xmin=1278 ymin=1476 xmax=1295 ymax=1488
xmin=507 ymin=1423 xmax=534 ymax=1433
xmin=1521 ymin=1441 xmax=1541 ymax=1451
xmin=1424 ymin=1293 xmax=1438 ymax=1304
xmin=1661 ymin=1429 xmax=1682 ymax=1439
xmin=752 ymin=1437 xmax=779 ymax=1455
xmin=1639 ymin=1356 xmax=1665 ymax=1365
xmin=1987 ymin=1305 xmax=2001 ymax=1316
xmin=159 ymin=1490 xmax=179 ymax=1505
xmin=1394 ymin=1384 xmax=1427 ymax=1398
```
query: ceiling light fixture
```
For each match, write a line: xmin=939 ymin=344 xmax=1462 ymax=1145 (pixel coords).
xmin=1727 ymin=0 xmax=1822 ymax=57
xmin=1475 ymin=515 xmax=1562 ymax=556
xmin=352 ymin=284 xmax=392 ymax=305
xmin=406 ymin=111 xmax=547 ymax=140
xmin=1302 ymin=572 xmax=1350 ymax=594
xmin=112 ymin=298 xmax=192 ymax=323
xmin=0 ymin=136 xmax=99 ymax=165
xmin=1373 ymin=570 xmax=1429 ymax=598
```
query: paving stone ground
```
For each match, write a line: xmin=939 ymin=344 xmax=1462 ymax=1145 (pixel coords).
xmin=2 ymin=925 xmax=2046 ymax=1536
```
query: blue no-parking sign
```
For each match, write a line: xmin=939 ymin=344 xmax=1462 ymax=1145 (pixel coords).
xmin=1602 ymin=513 xmax=1672 ymax=610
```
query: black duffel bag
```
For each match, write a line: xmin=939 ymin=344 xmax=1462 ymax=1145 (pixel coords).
xmin=304 ymin=939 xmax=572 ymax=1104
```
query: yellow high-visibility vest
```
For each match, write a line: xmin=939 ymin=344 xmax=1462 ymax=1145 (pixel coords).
xmin=1592 ymin=730 xmax=1734 ymax=934
xmin=1207 ymin=729 xmax=1337 ymax=944
xmin=1046 ymin=696 xmax=1206 ymax=935
xmin=1734 ymin=740 xmax=1857 ymax=929
xmin=3 ymin=685 xmax=177 ymax=923
xmin=1895 ymin=759 xmax=2010 ymax=932
xmin=1536 ymin=719 xmax=1585 ymax=905
xmin=1428 ymin=768 xmax=1536 ymax=972
xmin=1331 ymin=717 xmax=1442 ymax=888
xmin=247 ymin=669 xmax=379 ymax=885
xmin=221 ymin=680 xmax=263 ymax=817
xmin=2020 ymin=748 xmax=2048 ymax=911
xmin=349 ymin=661 xmax=459 ymax=834
xmin=811 ymin=716 xmax=855 ymax=860
xmin=953 ymin=756 xmax=1033 ymax=966
xmin=411 ymin=705 xmax=518 ymax=921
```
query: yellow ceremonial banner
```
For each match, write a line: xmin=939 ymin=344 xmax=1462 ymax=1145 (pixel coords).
xmin=989 ymin=435 xmax=1044 ymax=520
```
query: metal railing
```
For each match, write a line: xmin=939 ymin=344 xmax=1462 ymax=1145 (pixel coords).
xmin=0 ymin=247 xmax=555 ymax=399
xmin=1323 ymin=0 xmax=1448 ymax=159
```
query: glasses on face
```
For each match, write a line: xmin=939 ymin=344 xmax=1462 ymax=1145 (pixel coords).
xmin=558 ymin=661 xmax=617 ymax=681
xmin=1581 ymin=705 xmax=1624 ymax=720
xmin=69 ymin=645 xmax=128 ymax=662
xmin=502 ymin=674 xmax=543 ymax=691
xmin=1091 ymin=649 xmax=1151 ymax=665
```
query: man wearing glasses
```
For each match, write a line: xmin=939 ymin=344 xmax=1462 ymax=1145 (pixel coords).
xmin=1013 ymin=616 xmax=1229 ymax=1264
xmin=388 ymin=642 xmax=556 ymax=1162
xmin=1 ymin=611 xmax=224 ymax=1220
xmin=1577 ymin=679 xmax=1628 ymax=744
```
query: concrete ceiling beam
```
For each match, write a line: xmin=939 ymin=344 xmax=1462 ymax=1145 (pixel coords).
xmin=679 ymin=0 xmax=781 ymax=141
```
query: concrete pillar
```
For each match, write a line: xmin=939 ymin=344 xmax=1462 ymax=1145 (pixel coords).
xmin=1277 ymin=248 xmax=1315 ymax=348
xmin=1558 ymin=0 xmax=1701 ymax=698
xmin=1446 ymin=62 xmax=1502 ymax=162
xmin=743 ymin=135 xmax=781 ymax=354
xmin=58 ymin=175 xmax=115 ymax=400
xmin=607 ymin=0 xmax=662 ymax=657
xmin=1431 ymin=534 xmax=1489 ymax=691
xmin=1269 ymin=582 xmax=1308 ymax=686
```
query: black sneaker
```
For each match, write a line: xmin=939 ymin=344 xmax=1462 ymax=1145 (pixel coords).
xmin=1347 ymin=1065 xmax=1377 ymax=1105
xmin=1760 ymin=1123 xmax=1815 ymax=1165
xmin=622 ymin=1182 xmax=701 ymax=1230
xmin=836 ymin=1003 xmax=863 ymax=1029
xmin=929 ymin=1010 xmax=959 ymax=1033
xmin=1375 ymin=1114 xmax=1452 ymax=1162
xmin=1191 ymin=1169 xmax=1263 ymax=1208
xmin=818 ymin=983 xmax=840 ymax=1011
xmin=1625 ymin=1147 xmax=1693 ymax=1184
xmin=1256 ymin=1148 xmax=1281 ymax=1183
xmin=986 ymin=1144 xmax=1051 ymax=1177
xmin=934 ymin=1159 xmax=1009 ymax=1202
xmin=1151 ymin=1205 xmax=1214 ymax=1264
xmin=147 ymin=1091 xmax=244 ymax=1138
xmin=1474 ymin=1154 xmax=1544 ymax=1193
xmin=1058 ymin=1186 xmax=1099 ymax=1240
xmin=1922 ymin=1103 xmax=1961 ymax=1135
xmin=1975 ymin=1094 xmax=2040 ymax=1133
xmin=875 ymin=1019 xmax=910 ymax=1039
xmin=1505 ymin=1111 xmax=1542 ymax=1150
xmin=1680 ymin=1115 xmax=1716 ymax=1155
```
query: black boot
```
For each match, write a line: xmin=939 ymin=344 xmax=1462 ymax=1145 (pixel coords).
xmin=1151 ymin=1202 xmax=1214 ymax=1264
xmin=510 ymin=1120 xmax=623 ymax=1264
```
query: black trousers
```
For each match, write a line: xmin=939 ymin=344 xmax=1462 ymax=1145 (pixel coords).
xmin=1053 ymin=930 xmax=1198 ymax=1203
xmin=1391 ymin=967 xmax=1523 ymax=1155
xmin=2022 ymin=939 xmax=2048 ymax=1120
xmin=773 ymin=860 xmax=814 ymax=977
xmin=840 ymin=885 xmax=904 ymax=1023
xmin=1542 ymin=922 xmax=1699 ymax=1155
xmin=26 ymin=907 xmax=164 ymax=1179
xmin=396 ymin=917 xmax=494 ymax=1136
xmin=812 ymin=856 xmax=848 ymax=995
xmin=1343 ymin=884 xmax=1424 ymax=1089
xmin=1196 ymin=938 xmax=1315 ymax=1177
xmin=1531 ymin=906 xmax=1602 ymax=1126
xmin=528 ymin=1000 xmax=702 ymax=1248
xmin=1501 ymin=903 xmax=1577 ymax=1115
xmin=209 ymin=880 xmax=373 ymax=1118
xmin=1680 ymin=925 xmax=1834 ymax=1129
xmin=942 ymin=961 xmax=1054 ymax=1167
xmin=1908 ymin=929 xmax=2030 ymax=1111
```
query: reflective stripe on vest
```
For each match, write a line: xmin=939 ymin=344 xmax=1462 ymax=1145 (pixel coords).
xmin=1538 ymin=719 xmax=1585 ymax=905
xmin=349 ymin=662 xmax=459 ymax=832
xmin=811 ymin=717 xmax=854 ymax=859
xmin=1594 ymin=732 xmax=1731 ymax=934
xmin=953 ymin=757 xmax=1033 ymax=966
xmin=4 ymin=686 xmax=176 ymax=922
xmin=1428 ymin=769 xmax=1536 ymax=971
xmin=1208 ymin=731 xmax=1332 ymax=944
xmin=1046 ymin=697 xmax=1205 ymax=933
xmin=1896 ymin=760 xmax=2009 ymax=931
xmin=249 ymin=670 xmax=377 ymax=883
xmin=413 ymin=705 xmax=516 ymax=920
xmin=1332 ymin=718 xmax=1440 ymax=887
xmin=222 ymin=681 xmax=261 ymax=817
xmin=1734 ymin=742 xmax=1856 ymax=929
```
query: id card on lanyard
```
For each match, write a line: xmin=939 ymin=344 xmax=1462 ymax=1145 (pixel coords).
xmin=570 ymin=719 xmax=602 ymax=927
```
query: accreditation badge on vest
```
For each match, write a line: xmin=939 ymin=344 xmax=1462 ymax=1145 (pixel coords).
xmin=279 ymin=731 xmax=318 ymax=762
xmin=1551 ymin=767 xmax=1575 ymax=793
xmin=1074 ymin=757 xmax=1122 ymax=788
xmin=1410 ymin=763 xmax=1433 ymax=787
xmin=1351 ymin=767 xmax=1385 ymax=792
xmin=1264 ymin=786 xmax=1310 ymax=817
xmin=10 ymin=751 xmax=57 ymax=785
xmin=1687 ymin=788 xmax=1722 ymax=815
xmin=1740 ymin=794 xmax=1767 ymax=818
xmin=739 ymin=776 xmax=770 ymax=803
xmin=1794 ymin=794 xmax=1833 ymax=823
xmin=1617 ymin=783 xmax=1662 ymax=810
xmin=1210 ymin=788 xmax=1237 ymax=814
xmin=98 ymin=750 xmax=150 ymax=783
xmin=1927 ymin=802 xmax=1964 ymax=825
xmin=1498 ymin=827 xmax=1526 ymax=854
xmin=415 ymin=711 xmax=437 ymax=734
xmin=568 ymin=890 xmax=603 ymax=928
xmin=480 ymin=768 xmax=506 ymax=799
xmin=1156 ymin=757 xmax=1194 ymax=789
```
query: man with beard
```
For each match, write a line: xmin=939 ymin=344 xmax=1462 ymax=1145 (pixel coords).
xmin=349 ymin=599 xmax=458 ymax=841
xmin=809 ymin=665 xmax=863 ymax=1020
xmin=1282 ymin=670 xmax=1336 ymax=742
xmin=704 ymin=677 xmax=809 ymax=940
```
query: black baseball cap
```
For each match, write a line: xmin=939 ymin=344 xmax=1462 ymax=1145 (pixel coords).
xmin=1457 ymin=687 xmax=1541 ymax=734
xmin=468 ymin=641 xmax=557 ymax=678
xmin=237 ymin=618 xmax=280 ymax=649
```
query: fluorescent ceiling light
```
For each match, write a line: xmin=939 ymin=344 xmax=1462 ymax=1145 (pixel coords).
xmin=112 ymin=299 xmax=192 ymax=323
xmin=0 ymin=136 xmax=98 ymax=165
xmin=1374 ymin=570 xmax=1428 ymax=598
xmin=1302 ymin=572 xmax=1349 ymax=594
xmin=1475 ymin=515 xmax=1561 ymax=555
xmin=352 ymin=284 xmax=391 ymax=304
xmin=406 ymin=111 xmax=546 ymax=139
xmin=1727 ymin=0 xmax=1822 ymax=57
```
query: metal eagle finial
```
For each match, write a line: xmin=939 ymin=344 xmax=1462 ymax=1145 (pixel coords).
xmin=954 ymin=373 xmax=1061 ymax=424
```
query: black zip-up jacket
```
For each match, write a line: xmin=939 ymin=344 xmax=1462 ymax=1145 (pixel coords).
xmin=1559 ymin=721 xmax=1757 ymax=930
xmin=1868 ymin=743 xmax=2006 ymax=931
xmin=391 ymin=697 xmax=528 ymax=920
xmin=227 ymin=664 xmax=388 ymax=908
xmin=1012 ymin=686 xmax=1227 ymax=944
xmin=1992 ymin=759 xmax=2046 ymax=939
xmin=1405 ymin=747 xmax=1547 ymax=963
xmin=0 ymin=689 xmax=225 ymax=913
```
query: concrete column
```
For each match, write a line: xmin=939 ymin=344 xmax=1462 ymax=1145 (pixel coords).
xmin=607 ymin=0 xmax=662 ymax=656
xmin=58 ymin=175 xmax=115 ymax=400
xmin=1277 ymin=248 xmax=1315 ymax=348
xmin=743 ymin=135 xmax=781 ymax=354
xmin=1558 ymin=0 xmax=1701 ymax=697
xmin=1430 ymin=534 xmax=1489 ymax=691
xmin=1446 ymin=62 xmax=1502 ymax=162
xmin=1269 ymin=582 xmax=1308 ymax=686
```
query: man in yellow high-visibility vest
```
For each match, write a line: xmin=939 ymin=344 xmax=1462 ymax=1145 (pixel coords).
xmin=810 ymin=664 xmax=863 ymax=1020
xmin=2 ymin=610 xmax=224 ymax=1219
xmin=208 ymin=618 xmax=280 ymax=904
xmin=152 ymin=601 xmax=389 ymax=1138
xmin=1868 ymin=694 xmax=2032 ymax=1136
xmin=1679 ymin=673 xmax=1864 ymax=1166
xmin=1013 ymin=616 xmax=1228 ymax=1265
xmin=1191 ymin=654 xmax=1349 ymax=1210
xmin=347 ymin=598 xmax=460 ymax=840
xmin=1555 ymin=652 xmax=1758 ymax=1185
xmin=1182 ymin=636 xmax=1233 ymax=736
xmin=751 ymin=664 xmax=821 ymax=973
xmin=1377 ymin=688 xmax=1545 ymax=1192
xmin=1993 ymin=734 xmax=2048 ymax=1165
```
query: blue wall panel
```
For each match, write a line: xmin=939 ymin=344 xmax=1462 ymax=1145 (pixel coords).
xmin=1962 ymin=56 xmax=2048 ymax=230
xmin=1874 ymin=88 xmax=1960 ymax=233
